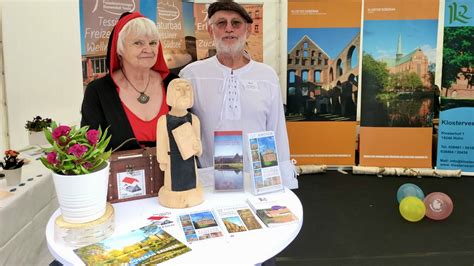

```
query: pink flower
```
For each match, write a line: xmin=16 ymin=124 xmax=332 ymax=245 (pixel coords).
xmin=52 ymin=126 xmax=71 ymax=140
xmin=46 ymin=151 xmax=59 ymax=165
xmin=67 ymin=144 xmax=88 ymax=158
xmin=82 ymin=162 xmax=94 ymax=169
xmin=86 ymin=129 xmax=99 ymax=145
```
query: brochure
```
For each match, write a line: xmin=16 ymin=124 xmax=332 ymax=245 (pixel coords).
xmin=73 ymin=222 xmax=191 ymax=265
xmin=247 ymin=196 xmax=298 ymax=227
xmin=178 ymin=210 xmax=224 ymax=243
xmin=215 ymin=204 xmax=263 ymax=235
xmin=248 ymin=131 xmax=284 ymax=195
xmin=214 ymin=131 xmax=244 ymax=191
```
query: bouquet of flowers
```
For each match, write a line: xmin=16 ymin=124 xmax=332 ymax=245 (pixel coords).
xmin=0 ymin=150 xmax=24 ymax=170
xmin=40 ymin=121 xmax=112 ymax=175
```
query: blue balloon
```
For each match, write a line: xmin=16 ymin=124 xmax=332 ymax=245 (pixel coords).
xmin=397 ymin=183 xmax=424 ymax=203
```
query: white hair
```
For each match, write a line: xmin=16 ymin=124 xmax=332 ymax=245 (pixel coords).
xmin=117 ymin=17 xmax=160 ymax=56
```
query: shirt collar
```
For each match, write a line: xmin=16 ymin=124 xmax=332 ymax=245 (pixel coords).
xmin=212 ymin=55 xmax=253 ymax=76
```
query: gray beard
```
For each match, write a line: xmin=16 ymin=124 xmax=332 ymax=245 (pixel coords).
xmin=215 ymin=37 xmax=246 ymax=57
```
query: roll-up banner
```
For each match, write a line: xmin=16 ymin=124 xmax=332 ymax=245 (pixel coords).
xmin=436 ymin=0 xmax=474 ymax=174
xmin=286 ymin=0 xmax=361 ymax=166
xmin=359 ymin=0 xmax=439 ymax=168
xmin=80 ymin=1 xmax=264 ymax=86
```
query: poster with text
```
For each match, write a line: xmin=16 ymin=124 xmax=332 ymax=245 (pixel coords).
xmin=286 ymin=0 xmax=360 ymax=166
xmin=80 ymin=1 xmax=262 ymax=85
xmin=80 ymin=0 xmax=155 ymax=86
xmin=359 ymin=0 xmax=438 ymax=168
xmin=157 ymin=0 xmax=196 ymax=74
xmin=436 ymin=0 xmax=474 ymax=173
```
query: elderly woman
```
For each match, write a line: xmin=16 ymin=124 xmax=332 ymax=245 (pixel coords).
xmin=81 ymin=12 xmax=177 ymax=150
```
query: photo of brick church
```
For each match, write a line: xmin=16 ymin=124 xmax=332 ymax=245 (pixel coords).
xmin=382 ymin=34 xmax=431 ymax=88
xmin=361 ymin=19 xmax=437 ymax=127
xmin=286 ymin=28 xmax=360 ymax=121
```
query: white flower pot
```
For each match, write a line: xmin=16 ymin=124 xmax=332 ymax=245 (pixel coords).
xmin=2 ymin=167 xmax=22 ymax=186
xmin=52 ymin=162 xmax=110 ymax=224
xmin=28 ymin=131 xmax=49 ymax=146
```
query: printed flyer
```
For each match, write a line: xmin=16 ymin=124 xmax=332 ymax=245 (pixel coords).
xmin=286 ymin=0 xmax=360 ymax=166
xmin=214 ymin=131 xmax=244 ymax=191
xmin=436 ymin=0 xmax=474 ymax=173
xmin=74 ymin=222 xmax=190 ymax=265
xmin=178 ymin=210 xmax=224 ymax=243
xmin=215 ymin=205 xmax=263 ymax=235
xmin=359 ymin=0 xmax=438 ymax=167
xmin=248 ymin=131 xmax=283 ymax=195
xmin=247 ymin=196 xmax=298 ymax=228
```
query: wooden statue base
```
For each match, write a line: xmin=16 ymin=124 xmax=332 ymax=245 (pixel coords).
xmin=54 ymin=203 xmax=115 ymax=248
xmin=158 ymin=186 xmax=204 ymax=208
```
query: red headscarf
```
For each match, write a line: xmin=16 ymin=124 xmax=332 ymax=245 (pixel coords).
xmin=107 ymin=12 xmax=169 ymax=80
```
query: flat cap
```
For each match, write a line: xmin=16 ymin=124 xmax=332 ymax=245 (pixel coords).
xmin=208 ymin=0 xmax=253 ymax=24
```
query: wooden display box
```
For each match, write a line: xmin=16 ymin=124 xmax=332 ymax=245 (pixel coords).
xmin=108 ymin=147 xmax=163 ymax=203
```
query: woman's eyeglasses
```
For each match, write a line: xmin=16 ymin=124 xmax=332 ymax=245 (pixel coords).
xmin=212 ymin=19 xmax=245 ymax=30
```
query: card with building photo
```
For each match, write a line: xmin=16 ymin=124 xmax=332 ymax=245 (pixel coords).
xmin=178 ymin=210 xmax=224 ymax=243
xmin=215 ymin=204 xmax=263 ymax=235
xmin=248 ymin=131 xmax=284 ymax=195
xmin=116 ymin=169 xmax=146 ymax=199
xmin=214 ymin=131 xmax=244 ymax=191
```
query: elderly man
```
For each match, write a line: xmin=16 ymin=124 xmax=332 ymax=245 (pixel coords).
xmin=179 ymin=0 xmax=298 ymax=190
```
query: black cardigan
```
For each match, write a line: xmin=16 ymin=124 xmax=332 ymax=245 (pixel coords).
xmin=80 ymin=73 xmax=178 ymax=151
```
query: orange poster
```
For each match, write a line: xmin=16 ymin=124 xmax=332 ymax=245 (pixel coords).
xmin=359 ymin=0 xmax=438 ymax=168
xmin=286 ymin=0 xmax=361 ymax=166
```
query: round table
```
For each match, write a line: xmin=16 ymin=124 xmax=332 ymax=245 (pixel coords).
xmin=46 ymin=187 xmax=303 ymax=266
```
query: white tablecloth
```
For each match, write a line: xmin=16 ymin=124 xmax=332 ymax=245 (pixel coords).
xmin=0 ymin=146 xmax=58 ymax=265
xmin=47 ymin=174 xmax=303 ymax=266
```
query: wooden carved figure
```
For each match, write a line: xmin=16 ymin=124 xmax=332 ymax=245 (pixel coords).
xmin=156 ymin=78 xmax=204 ymax=208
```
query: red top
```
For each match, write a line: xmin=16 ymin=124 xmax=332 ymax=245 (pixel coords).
xmin=121 ymin=85 xmax=169 ymax=142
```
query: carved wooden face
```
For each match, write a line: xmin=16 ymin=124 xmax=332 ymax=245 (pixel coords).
xmin=167 ymin=78 xmax=193 ymax=110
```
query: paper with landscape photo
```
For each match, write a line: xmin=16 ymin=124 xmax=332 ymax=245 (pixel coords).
xmin=214 ymin=131 xmax=244 ymax=191
xmin=74 ymin=222 xmax=190 ymax=265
